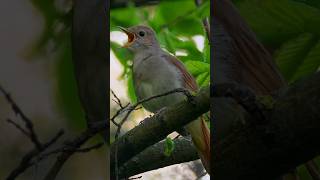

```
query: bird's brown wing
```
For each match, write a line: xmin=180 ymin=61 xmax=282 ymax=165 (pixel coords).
xmin=214 ymin=0 xmax=286 ymax=95
xmin=163 ymin=54 xmax=211 ymax=173
xmin=162 ymin=54 xmax=199 ymax=92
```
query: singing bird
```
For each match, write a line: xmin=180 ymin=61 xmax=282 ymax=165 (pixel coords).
xmin=120 ymin=25 xmax=211 ymax=174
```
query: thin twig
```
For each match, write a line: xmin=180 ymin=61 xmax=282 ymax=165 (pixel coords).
xmin=128 ymin=176 xmax=142 ymax=180
xmin=31 ymin=142 xmax=104 ymax=165
xmin=0 ymin=85 xmax=42 ymax=150
xmin=7 ymin=118 xmax=30 ymax=137
xmin=111 ymin=89 xmax=124 ymax=108
xmin=43 ymin=122 xmax=107 ymax=180
xmin=6 ymin=130 xmax=64 ymax=180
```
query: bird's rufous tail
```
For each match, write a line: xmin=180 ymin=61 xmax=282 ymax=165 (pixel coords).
xmin=186 ymin=116 xmax=211 ymax=174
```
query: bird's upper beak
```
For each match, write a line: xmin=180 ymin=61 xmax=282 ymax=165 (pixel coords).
xmin=118 ymin=26 xmax=135 ymax=48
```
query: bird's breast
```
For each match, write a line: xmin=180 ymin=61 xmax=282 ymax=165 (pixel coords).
xmin=133 ymin=54 xmax=185 ymax=112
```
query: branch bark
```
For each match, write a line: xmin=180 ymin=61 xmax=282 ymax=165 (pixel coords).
xmin=213 ymin=72 xmax=320 ymax=179
xmin=118 ymin=137 xmax=198 ymax=178
xmin=110 ymin=87 xmax=210 ymax=178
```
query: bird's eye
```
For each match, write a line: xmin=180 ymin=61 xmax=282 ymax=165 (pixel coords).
xmin=139 ymin=31 xmax=145 ymax=37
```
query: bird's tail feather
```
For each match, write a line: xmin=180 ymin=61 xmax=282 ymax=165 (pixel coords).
xmin=186 ymin=116 xmax=211 ymax=174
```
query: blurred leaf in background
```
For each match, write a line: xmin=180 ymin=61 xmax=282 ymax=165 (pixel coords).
xmin=24 ymin=0 xmax=86 ymax=129
xmin=233 ymin=0 xmax=320 ymax=84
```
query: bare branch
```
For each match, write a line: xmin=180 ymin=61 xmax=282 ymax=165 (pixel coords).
xmin=6 ymin=130 xmax=64 ymax=180
xmin=43 ymin=122 xmax=107 ymax=180
xmin=0 ymin=85 xmax=42 ymax=150
xmin=6 ymin=118 xmax=30 ymax=137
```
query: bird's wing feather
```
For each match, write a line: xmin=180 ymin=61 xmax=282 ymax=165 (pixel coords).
xmin=162 ymin=54 xmax=199 ymax=92
xmin=163 ymin=53 xmax=211 ymax=173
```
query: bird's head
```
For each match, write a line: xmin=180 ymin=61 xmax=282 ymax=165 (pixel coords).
xmin=119 ymin=25 xmax=160 ymax=53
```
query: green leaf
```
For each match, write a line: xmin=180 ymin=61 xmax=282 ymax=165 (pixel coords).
xmin=56 ymin=41 xmax=85 ymax=129
xmin=154 ymin=0 xmax=195 ymax=25
xmin=163 ymin=29 xmax=176 ymax=54
xmin=235 ymin=0 xmax=320 ymax=47
xmin=172 ymin=17 xmax=204 ymax=36
xmin=127 ymin=72 xmax=137 ymax=103
xmin=185 ymin=61 xmax=210 ymax=76
xmin=203 ymin=37 xmax=210 ymax=63
xmin=110 ymin=4 xmax=141 ymax=30
xmin=297 ymin=164 xmax=313 ymax=180
xmin=110 ymin=42 xmax=133 ymax=77
xmin=293 ymin=0 xmax=320 ymax=10
xmin=196 ymin=72 xmax=210 ymax=87
xmin=172 ymin=38 xmax=203 ymax=62
xmin=164 ymin=137 xmax=175 ymax=157
xmin=291 ymin=39 xmax=320 ymax=82
xmin=195 ymin=0 xmax=210 ymax=19
xmin=274 ymin=33 xmax=317 ymax=82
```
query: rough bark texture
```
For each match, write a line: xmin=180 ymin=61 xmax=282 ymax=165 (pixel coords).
xmin=118 ymin=137 xmax=198 ymax=178
xmin=213 ymin=73 xmax=320 ymax=180
xmin=110 ymin=87 xmax=210 ymax=178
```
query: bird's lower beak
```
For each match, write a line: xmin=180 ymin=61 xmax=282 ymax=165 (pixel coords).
xmin=118 ymin=26 xmax=135 ymax=48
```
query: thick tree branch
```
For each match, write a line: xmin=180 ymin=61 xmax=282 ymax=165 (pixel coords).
xmin=213 ymin=72 xmax=320 ymax=180
xmin=119 ymin=137 xmax=198 ymax=178
xmin=110 ymin=87 xmax=210 ymax=178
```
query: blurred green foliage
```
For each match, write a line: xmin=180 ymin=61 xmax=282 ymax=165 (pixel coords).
xmin=27 ymin=0 xmax=85 ymax=129
xmin=110 ymin=0 xmax=210 ymax=103
xmin=233 ymin=0 xmax=320 ymax=84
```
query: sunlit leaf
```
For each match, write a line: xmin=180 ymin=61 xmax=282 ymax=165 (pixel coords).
xmin=127 ymin=72 xmax=137 ymax=103
xmin=110 ymin=42 xmax=133 ymax=77
xmin=154 ymin=0 xmax=195 ymax=25
xmin=172 ymin=17 xmax=204 ymax=36
xmin=196 ymin=72 xmax=210 ymax=87
xmin=110 ymin=4 xmax=141 ymax=30
xmin=195 ymin=0 xmax=210 ymax=19
xmin=203 ymin=37 xmax=210 ymax=63
xmin=185 ymin=61 xmax=210 ymax=76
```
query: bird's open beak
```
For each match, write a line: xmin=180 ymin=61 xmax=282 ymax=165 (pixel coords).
xmin=118 ymin=26 xmax=135 ymax=48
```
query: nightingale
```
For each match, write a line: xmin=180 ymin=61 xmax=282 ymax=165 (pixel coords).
xmin=120 ymin=25 xmax=211 ymax=174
